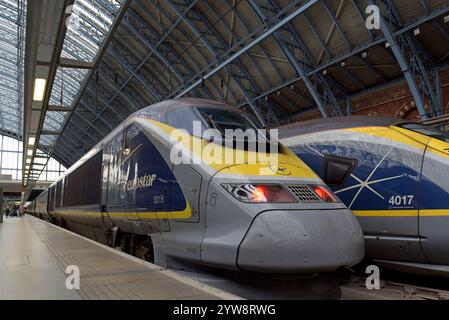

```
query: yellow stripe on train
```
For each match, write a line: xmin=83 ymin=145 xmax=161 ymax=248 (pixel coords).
xmin=353 ymin=209 xmax=449 ymax=217
xmin=150 ymin=119 xmax=319 ymax=179
xmin=55 ymin=201 xmax=192 ymax=219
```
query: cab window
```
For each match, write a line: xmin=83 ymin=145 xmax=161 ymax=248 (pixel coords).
xmin=398 ymin=123 xmax=449 ymax=143
xmin=196 ymin=107 xmax=260 ymax=134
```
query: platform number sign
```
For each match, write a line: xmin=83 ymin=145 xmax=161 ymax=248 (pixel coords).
xmin=65 ymin=265 xmax=80 ymax=290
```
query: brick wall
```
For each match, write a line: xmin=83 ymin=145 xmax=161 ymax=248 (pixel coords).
xmin=289 ymin=68 xmax=449 ymax=122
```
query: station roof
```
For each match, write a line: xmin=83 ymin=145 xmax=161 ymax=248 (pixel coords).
xmin=0 ymin=0 xmax=24 ymax=138
xmin=2 ymin=0 xmax=449 ymax=179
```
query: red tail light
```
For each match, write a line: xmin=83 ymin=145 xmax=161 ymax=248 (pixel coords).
xmin=252 ymin=186 xmax=267 ymax=202
xmin=313 ymin=186 xmax=338 ymax=202
xmin=222 ymin=184 xmax=297 ymax=203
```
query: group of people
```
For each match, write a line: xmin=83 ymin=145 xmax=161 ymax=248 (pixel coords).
xmin=4 ymin=204 xmax=20 ymax=218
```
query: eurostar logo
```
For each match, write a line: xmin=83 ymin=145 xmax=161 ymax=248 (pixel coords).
xmin=269 ymin=164 xmax=291 ymax=175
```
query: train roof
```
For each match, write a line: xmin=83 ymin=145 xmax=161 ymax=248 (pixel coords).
xmin=44 ymin=98 xmax=249 ymax=189
xmin=136 ymin=98 xmax=246 ymax=116
xmin=278 ymin=116 xmax=401 ymax=138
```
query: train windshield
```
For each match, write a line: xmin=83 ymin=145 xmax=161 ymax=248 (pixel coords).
xmin=196 ymin=107 xmax=273 ymax=147
xmin=397 ymin=123 xmax=449 ymax=143
xmin=197 ymin=107 xmax=260 ymax=133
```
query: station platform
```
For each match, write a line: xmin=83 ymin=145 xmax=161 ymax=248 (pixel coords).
xmin=0 ymin=215 xmax=240 ymax=300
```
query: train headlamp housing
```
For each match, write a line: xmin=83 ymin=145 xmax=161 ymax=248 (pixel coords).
xmin=312 ymin=185 xmax=339 ymax=203
xmin=221 ymin=183 xmax=297 ymax=203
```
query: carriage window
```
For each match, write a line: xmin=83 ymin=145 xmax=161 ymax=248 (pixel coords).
xmin=398 ymin=123 xmax=449 ymax=143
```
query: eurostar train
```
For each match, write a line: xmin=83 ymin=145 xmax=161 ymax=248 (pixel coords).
xmin=279 ymin=116 xmax=449 ymax=275
xmin=27 ymin=98 xmax=364 ymax=274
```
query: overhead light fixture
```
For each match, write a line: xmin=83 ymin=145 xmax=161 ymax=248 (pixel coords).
xmin=33 ymin=78 xmax=47 ymax=101
xmin=413 ymin=28 xmax=420 ymax=36
xmin=340 ymin=61 xmax=346 ymax=67
xmin=27 ymin=149 xmax=33 ymax=156
xmin=362 ymin=51 xmax=368 ymax=58
xmin=26 ymin=158 xmax=31 ymax=164
xmin=385 ymin=42 xmax=391 ymax=48
xmin=323 ymin=69 xmax=327 ymax=75
xmin=28 ymin=136 xmax=35 ymax=145
xmin=25 ymin=165 xmax=30 ymax=169
xmin=444 ymin=15 xmax=449 ymax=23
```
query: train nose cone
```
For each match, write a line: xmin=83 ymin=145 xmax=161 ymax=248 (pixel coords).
xmin=237 ymin=209 xmax=364 ymax=273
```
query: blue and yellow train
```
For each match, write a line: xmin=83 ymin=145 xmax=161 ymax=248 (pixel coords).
xmin=27 ymin=99 xmax=364 ymax=274
xmin=280 ymin=116 xmax=449 ymax=276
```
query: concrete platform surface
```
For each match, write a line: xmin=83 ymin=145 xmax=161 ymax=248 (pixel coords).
xmin=0 ymin=215 xmax=241 ymax=300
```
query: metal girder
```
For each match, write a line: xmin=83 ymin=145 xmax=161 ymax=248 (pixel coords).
xmin=165 ymin=0 xmax=268 ymax=127
xmin=218 ymin=1 xmax=284 ymax=85
xmin=105 ymin=47 xmax=158 ymax=103
xmin=58 ymin=57 xmax=95 ymax=69
xmin=172 ymin=0 xmax=319 ymax=98
xmin=375 ymin=3 xmax=423 ymax=117
xmin=248 ymin=0 xmax=330 ymax=118
xmin=134 ymin=0 xmax=215 ymax=100
xmin=236 ymin=3 xmax=449 ymax=113
xmin=255 ymin=0 xmax=344 ymax=117
xmin=125 ymin=8 xmax=185 ymax=83
xmin=321 ymin=0 xmax=352 ymax=50
xmin=387 ymin=0 xmax=443 ymax=116
xmin=45 ymin=0 xmax=133 ymax=167
xmin=65 ymin=0 xmax=201 ymax=155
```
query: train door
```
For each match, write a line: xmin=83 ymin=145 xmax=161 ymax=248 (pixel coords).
xmin=127 ymin=124 xmax=171 ymax=231
xmin=419 ymin=137 xmax=449 ymax=264
xmin=120 ymin=126 xmax=138 ymax=220
xmin=47 ymin=186 xmax=55 ymax=217
xmin=106 ymin=128 xmax=139 ymax=221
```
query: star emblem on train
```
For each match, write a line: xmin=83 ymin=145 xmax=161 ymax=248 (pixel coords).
xmin=309 ymin=146 xmax=405 ymax=208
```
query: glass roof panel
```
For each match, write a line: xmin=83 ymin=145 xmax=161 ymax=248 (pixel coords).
xmin=0 ymin=0 xmax=25 ymax=137
xmin=60 ymin=0 xmax=122 ymax=63
xmin=44 ymin=0 xmax=122 ymax=148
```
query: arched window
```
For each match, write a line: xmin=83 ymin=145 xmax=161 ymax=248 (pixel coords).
xmin=0 ymin=134 xmax=66 ymax=181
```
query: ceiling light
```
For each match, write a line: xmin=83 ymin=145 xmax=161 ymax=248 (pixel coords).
xmin=323 ymin=69 xmax=327 ymax=75
xmin=413 ymin=28 xmax=420 ymax=36
xmin=362 ymin=51 xmax=368 ymax=58
xmin=26 ymin=158 xmax=31 ymax=164
xmin=28 ymin=137 xmax=35 ymax=145
xmin=27 ymin=149 xmax=33 ymax=156
xmin=340 ymin=61 xmax=346 ymax=67
xmin=444 ymin=15 xmax=449 ymax=23
xmin=385 ymin=42 xmax=391 ymax=48
xmin=33 ymin=78 xmax=47 ymax=101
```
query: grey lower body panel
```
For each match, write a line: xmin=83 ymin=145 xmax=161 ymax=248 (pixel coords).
xmin=374 ymin=259 xmax=449 ymax=277
xmin=237 ymin=209 xmax=364 ymax=273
